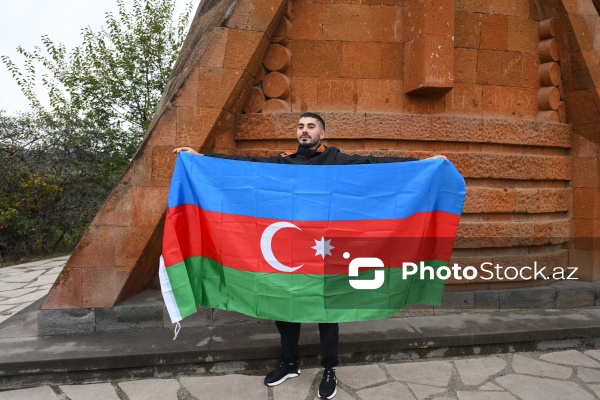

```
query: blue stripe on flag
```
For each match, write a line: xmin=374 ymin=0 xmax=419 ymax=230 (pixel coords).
xmin=168 ymin=153 xmax=466 ymax=221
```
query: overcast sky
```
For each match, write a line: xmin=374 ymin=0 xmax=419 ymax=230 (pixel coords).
xmin=0 ymin=0 xmax=199 ymax=115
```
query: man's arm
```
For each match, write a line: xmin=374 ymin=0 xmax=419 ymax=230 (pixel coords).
xmin=335 ymin=151 xmax=446 ymax=165
xmin=172 ymin=147 xmax=281 ymax=163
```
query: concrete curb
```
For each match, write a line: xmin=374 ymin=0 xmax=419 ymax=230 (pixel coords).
xmin=37 ymin=281 xmax=600 ymax=336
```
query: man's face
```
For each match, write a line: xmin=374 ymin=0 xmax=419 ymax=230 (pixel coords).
xmin=296 ymin=117 xmax=325 ymax=150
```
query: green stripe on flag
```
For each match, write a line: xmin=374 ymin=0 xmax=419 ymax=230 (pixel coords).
xmin=165 ymin=257 xmax=447 ymax=323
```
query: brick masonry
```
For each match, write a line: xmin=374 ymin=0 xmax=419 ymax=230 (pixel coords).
xmin=41 ymin=0 xmax=600 ymax=310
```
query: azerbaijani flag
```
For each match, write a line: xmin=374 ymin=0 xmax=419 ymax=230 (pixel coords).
xmin=160 ymin=153 xmax=466 ymax=324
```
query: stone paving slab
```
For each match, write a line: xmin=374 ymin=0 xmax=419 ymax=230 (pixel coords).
xmin=59 ymin=383 xmax=121 ymax=400
xmin=0 ymin=386 xmax=60 ymax=399
xmin=119 ymin=379 xmax=181 ymax=400
xmin=181 ymin=374 xmax=267 ymax=400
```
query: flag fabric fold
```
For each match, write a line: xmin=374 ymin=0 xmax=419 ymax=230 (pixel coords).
xmin=160 ymin=153 xmax=466 ymax=324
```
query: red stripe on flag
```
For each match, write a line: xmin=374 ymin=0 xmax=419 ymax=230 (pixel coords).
xmin=162 ymin=205 xmax=460 ymax=275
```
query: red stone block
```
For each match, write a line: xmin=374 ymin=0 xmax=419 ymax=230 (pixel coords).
xmin=571 ymin=157 xmax=599 ymax=188
xmin=508 ymin=16 xmax=537 ymax=54
xmin=538 ymin=86 xmax=561 ymax=111
xmin=253 ymin=65 xmax=266 ymax=85
xmin=405 ymin=0 xmax=454 ymax=41
xmin=537 ymin=19 xmax=556 ymax=40
xmin=131 ymin=187 xmax=169 ymax=227
xmin=538 ymin=62 xmax=561 ymax=87
xmin=369 ymin=5 xmax=403 ymax=42
xmin=565 ymin=89 xmax=600 ymax=124
xmin=573 ymin=188 xmax=596 ymax=218
xmin=226 ymin=0 xmax=286 ymax=33
xmin=273 ymin=15 xmax=292 ymax=39
xmin=537 ymin=188 xmax=562 ymax=212
xmin=403 ymin=93 xmax=446 ymax=114
xmin=573 ymin=135 xmax=599 ymax=158
xmin=243 ymin=87 xmax=266 ymax=113
xmin=462 ymin=187 xmax=487 ymax=213
xmin=530 ymin=122 xmax=571 ymax=148
xmin=151 ymin=146 xmax=177 ymax=187
xmin=148 ymin=106 xmax=177 ymax=147
xmin=224 ymin=29 xmax=267 ymax=73
xmin=320 ymin=112 xmax=366 ymax=139
xmin=445 ymin=83 xmax=482 ymax=115
xmin=199 ymin=28 xmax=229 ymax=68
xmin=433 ymin=115 xmax=485 ymax=142
xmin=291 ymin=40 xmax=342 ymax=77
xmin=323 ymin=4 xmax=370 ymax=41
xmin=91 ymin=185 xmax=133 ymax=228
xmin=365 ymin=114 xmax=404 ymax=139
xmin=399 ymin=114 xmax=433 ymax=140
xmin=569 ymin=14 xmax=596 ymax=51
xmin=454 ymin=48 xmax=478 ymax=84
xmin=236 ymin=139 xmax=278 ymax=151
xmin=263 ymin=72 xmax=291 ymax=98
xmin=263 ymin=44 xmax=291 ymax=72
xmin=537 ymin=39 xmax=560 ymax=63
xmin=291 ymin=77 xmax=319 ymax=112
xmin=317 ymin=78 xmax=357 ymax=111
xmin=80 ymin=267 xmax=129 ymax=307
xmin=172 ymin=68 xmax=199 ymax=107
xmin=481 ymin=86 xmax=537 ymax=119
xmin=40 ymin=267 xmax=83 ymax=309
xmin=262 ymin=99 xmax=291 ymax=113
xmin=381 ymin=43 xmax=404 ymax=79
xmin=114 ymin=226 xmax=157 ymax=269
xmin=546 ymin=155 xmax=571 ymax=181
xmin=69 ymin=225 xmax=116 ymax=269
xmin=356 ymin=79 xmax=403 ymax=112
xmin=455 ymin=0 xmax=492 ymax=13
xmin=477 ymin=50 xmax=523 ymax=87
xmin=569 ymin=248 xmax=600 ymax=282
xmin=176 ymin=106 xmax=199 ymax=148
xmin=480 ymin=14 xmax=508 ymax=50
xmin=404 ymin=34 xmax=454 ymax=95
xmin=514 ymin=189 xmax=539 ymax=213
xmin=455 ymin=12 xmax=481 ymax=49
xmin=536 ymin=111 xmax=560 ymax=122
xmin=274 ymin=113 xmax=300 ymax=139
xmin=522 ymin=54 xmax=539 ymax=89
xmin=227 ymin=71 xmax=256 ymax=115
xmin=212 ymin=129 xmax=237 ymax=153
xmin=235 ymin=113 xmax=276 ymax=140
xmin=490 ymin=0 xmax=531 ymax=17
xmin=197 ymin=68 xmax=243 ymax=109
xmin=291 ymin=2 xmax=323 ymax=40
xmin=342 ymin=42 xmax=382 ymax=78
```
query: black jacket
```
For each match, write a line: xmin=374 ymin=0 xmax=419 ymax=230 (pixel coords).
xmin=208 ymin=145 xmax=418 ymax=165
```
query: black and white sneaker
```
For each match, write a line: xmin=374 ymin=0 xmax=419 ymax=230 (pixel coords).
xmin=264 ymin=362 xmax=301 ymax=386
xmin=318 ymin=367 xmax=337 ymax=399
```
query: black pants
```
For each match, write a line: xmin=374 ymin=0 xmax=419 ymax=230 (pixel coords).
xmin=275 ymin=321 xmax=339 ymax=368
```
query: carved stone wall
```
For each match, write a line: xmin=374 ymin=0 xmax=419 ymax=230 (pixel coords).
xmin=42 ymin=0 xmax=600 ymax=309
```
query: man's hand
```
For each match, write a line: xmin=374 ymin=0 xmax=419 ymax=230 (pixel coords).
xmin=173 ymin=147 xmax=202 ymax=155
xmin=426 ymin=155 xmax=447 ymax=160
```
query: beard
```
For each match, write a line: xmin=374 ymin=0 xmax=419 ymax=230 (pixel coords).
xmin=298 ymin=135 xmax=320 ymax=149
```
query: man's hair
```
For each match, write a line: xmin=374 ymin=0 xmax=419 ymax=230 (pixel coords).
xmin=299 ymin=112 xmax=325 ymax=130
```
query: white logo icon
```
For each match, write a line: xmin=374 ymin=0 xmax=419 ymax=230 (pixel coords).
xmin=347 ymin=254 xmax=385 ymax=290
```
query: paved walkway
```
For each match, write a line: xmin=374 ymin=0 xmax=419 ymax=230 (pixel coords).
xmin=0 ymin=256 xmax=68 ymax=325
xmin=2 ymin=258 xmax=600 ymax=399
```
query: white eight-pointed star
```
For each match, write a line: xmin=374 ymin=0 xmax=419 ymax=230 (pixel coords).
xmin=312 ymin=237 xmax=334 ymax=259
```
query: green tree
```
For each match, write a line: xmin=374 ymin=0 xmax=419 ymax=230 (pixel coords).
xmin=3 ymin=0 xmax=191 ymax=161
xmin=0 ymin=0 xmax=192 ymax=262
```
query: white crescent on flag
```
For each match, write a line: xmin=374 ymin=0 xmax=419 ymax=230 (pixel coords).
xmin=260 ymin=221 xmax=304 ymax=272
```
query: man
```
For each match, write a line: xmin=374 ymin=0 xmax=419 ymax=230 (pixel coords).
xmin=174 ymin=112 xmax=445 ymax=399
